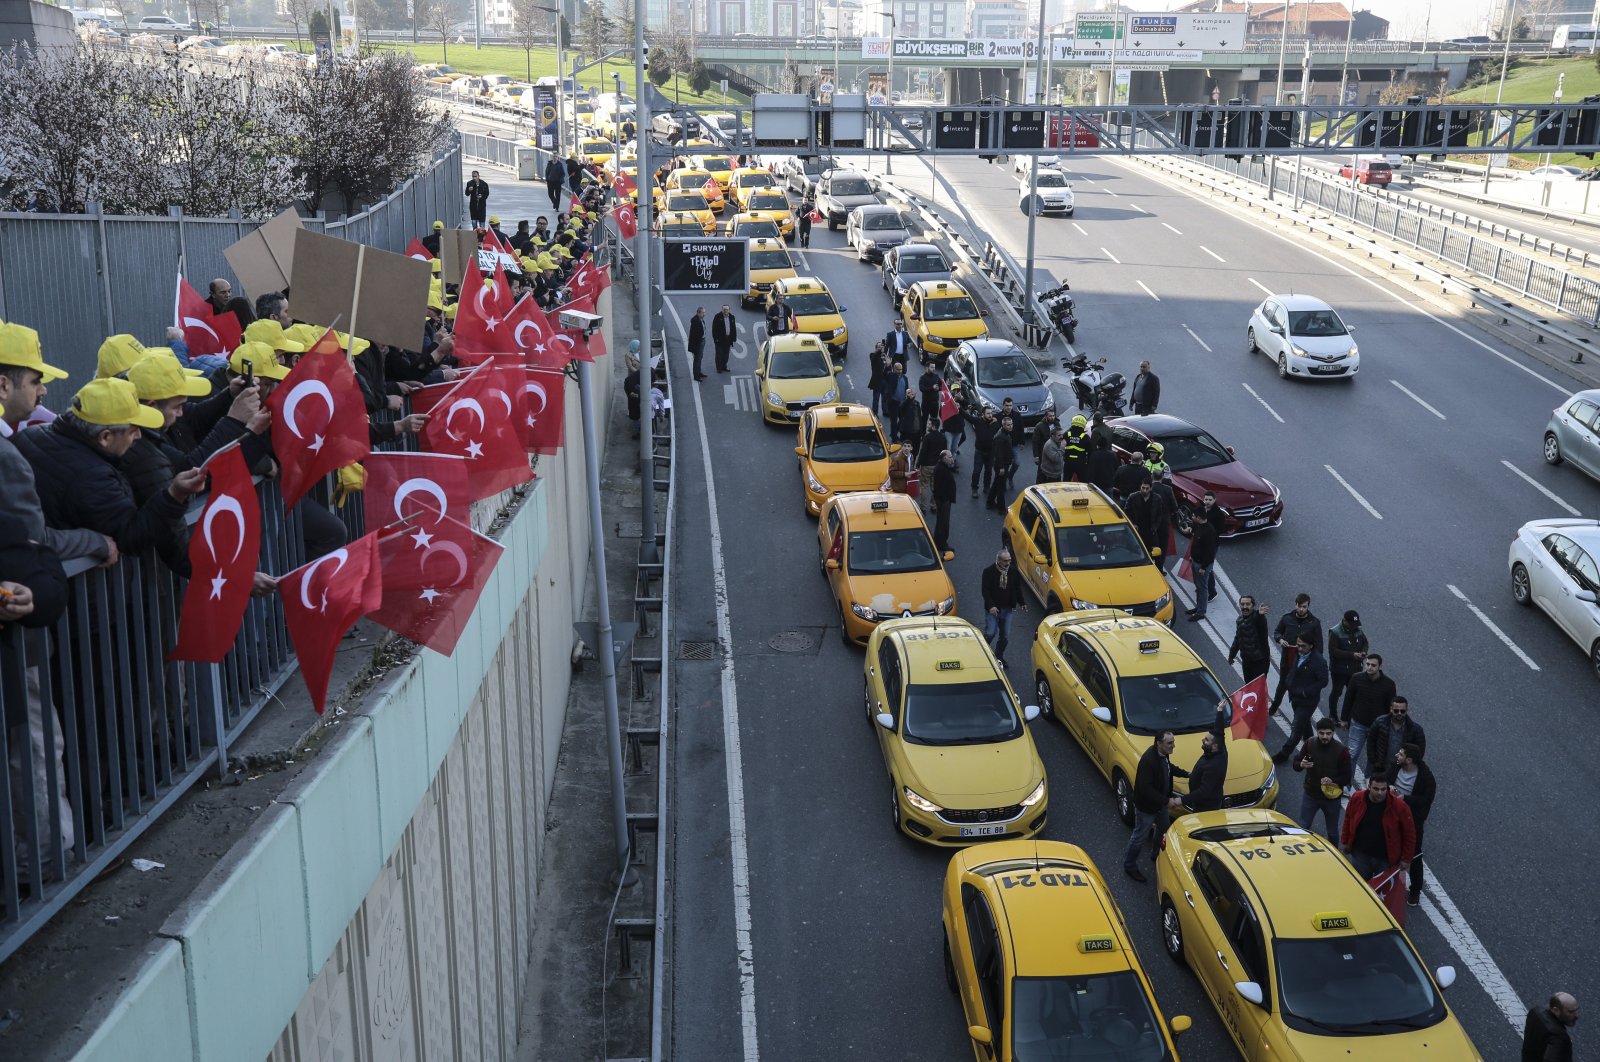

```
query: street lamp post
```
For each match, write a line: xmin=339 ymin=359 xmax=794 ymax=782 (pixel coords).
xmin=1021 ymin=0 xmax=1046 ymax=333
xmin=1485 ymin=0 xmax=1518 ymax=193
xmin=880 ymin=10 xmax=896 ymax=171
xmin=536 ymin=3 xmax=567 ymax=156
xmin=1274 ymin=0 xmax=1289 ymax=103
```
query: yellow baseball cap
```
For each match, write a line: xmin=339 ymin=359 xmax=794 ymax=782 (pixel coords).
xmin=96 ymin=334 xmax=149 ymax=378
xmin=229 ymin=341 xmax=291 ymax=381
xmin=443 ymin=302 xmax=458 ymax=319
xmin=128 ymin=352 xmax=211 ymax=400
xmin=554 ymin=244 xmax=573 ymax=259
xmin=284 ymin=323 xmax=328 ymax=350
xmin=0 ymin=321 xmax=68 ymax=381
xmin=333 ymin=331 xmax=371 ymax=357
xmin=430 ymin=258 xmax=442 ymax=275
xmin=427 ymin=287 xmax=445 ymax=312
xmin=243 ymin=319 xmax=307 ymax=353
xmin=139 ymin=347 xmax=205 ymax=377
xmin=489 ymin=215 xmax=500 ymax=225
xmin=71 ymin=377 xmax=164 ymax=429
xmin=433 ymin=220 xmax=444 ymax=230
xmin=537 ymin=254 xmax=556 ymax=270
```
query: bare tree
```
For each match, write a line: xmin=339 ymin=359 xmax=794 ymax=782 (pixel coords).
xmin=281 ymin=0 xmax=314 ymax=48
xmin=509 ymin=0 xmax=548 ymax=82
xmin=423 ymin=0 xmax=463 ymax=59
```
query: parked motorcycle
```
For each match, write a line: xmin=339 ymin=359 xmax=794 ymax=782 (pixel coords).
xmin=1039 ymin=282 xmax=1078 ymax=344
xmin=1064 ymin=353 xmax=1108 ymax=411
xmin=1093 ymin=371 xmax=1128 ymax=418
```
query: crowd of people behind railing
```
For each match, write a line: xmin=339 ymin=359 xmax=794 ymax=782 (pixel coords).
xmin=0 ymin=175 xmax=618 ymax=897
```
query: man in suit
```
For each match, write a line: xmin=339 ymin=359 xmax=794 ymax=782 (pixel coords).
xmin=884 ymin=319 xmax=915 ymax=368
xmin=1131 ymin=360 xmax=1161 ymax=415
xmin=688 ymin=306 xmax=707 ymax=380
xmin=711 ymin=305 xmax=738 ymax=373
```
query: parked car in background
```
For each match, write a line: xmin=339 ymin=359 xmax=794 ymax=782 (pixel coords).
xmin=1525 ymin=164 xmax=1587 ymax=181
xmin=137 ymin=14 xmax=189 ymax=30
xmin=1338 ymin=156 xmax=1393 ymax=185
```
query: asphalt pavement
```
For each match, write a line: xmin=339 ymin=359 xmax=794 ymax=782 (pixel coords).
xmin=665 ymin=151 xmax=1600 ymax=1061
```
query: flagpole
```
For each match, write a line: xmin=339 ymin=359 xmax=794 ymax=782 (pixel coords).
xmin=173 ymin=267 xmax=183 ymax=331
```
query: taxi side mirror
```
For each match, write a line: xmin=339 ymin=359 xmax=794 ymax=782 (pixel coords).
xmin=967 ymin=1026 xmax=992 ymax=1046
xmin=1435 ymin=965 xmax=1457 ymax=989
xmin=840 ymin=306 xmax=849 ymax=313
xmin=889 ymin=443 xmax=903 ymax=455
xmin=795 ymin=446 xmax=806 ymax=457
xmin=875 ymin=712 xmax=895 ymax=730
xmin=1030 ymin=553 xmax=1046 ymax=566
xmin=832 ymin=364 xmax=842 ymax=374
xmin=1090 ymin=706 xmax=1113 ymax=724
xmin=1234 ymin=982 xmax=1265 ymax=1007
xmin=943 ymin=550 xmax=955 ymax=562
xmin=1023 ymin=704 xmax=1041 ymax=722
xmin=825 ymin=558 xmax=840 ymax=571
xmin=1170 ymin=1015 xmax=1192 ymax=1035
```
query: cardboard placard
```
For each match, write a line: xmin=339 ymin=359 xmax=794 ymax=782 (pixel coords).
xmin=440 ymin=229 xmax=482 ymax=288
xmin=290 ymin=230 xmax=432 ymax=352
xmin=222 ymin=208 xmax=304 ymax=298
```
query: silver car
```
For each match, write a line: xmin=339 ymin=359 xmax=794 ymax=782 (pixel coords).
xmin=1544 ymin=389 xmax=1600 ymax=481
xmin=846 ymin=205 xmax=912 ymax=262
xmin=816 ymin=170 xmax=882 ymax=230
xmin=1510 ymin=518 xmax=1600 ymax=677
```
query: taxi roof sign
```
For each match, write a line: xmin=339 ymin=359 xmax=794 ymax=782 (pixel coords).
xmin=1078 ymin=935 xmax=1117 ymax=954
xmin=1137 ymin=638 xmax=1160 ymax=653
xmin=871 ymin=499 xmax=890 ymax=511
xmin=1313 ymin=912 xmax=1352 ymax=932
xmin=834 ymin=405 xmax=851 ymax=415
xmin=936 ymin=660 xmax=963 ymax=670
xmin=1070 ymin=497 xmax=1090 ymax=507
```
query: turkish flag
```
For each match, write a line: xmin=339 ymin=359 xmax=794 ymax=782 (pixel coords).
xmin=613 ymin=173 xmax=637 ymax=199
xmin=268 ymin=336 xmax=371 ymax=510
xmin=522 ymin=367 xmax=566 ymax=455
xmin=419 ymin=363 xmax=533 ymax=500
xmin=503 ymin=295 xmax=565 ymax=369
xmin=1175 ymin=543 xmax=1193 ymax=583
xmin=565 ymin=263 xmax=605 ymax=304
xmin=176 ymin=276 xmax=242 ymax=359
xmin=363 ymin=451 xmax=473 ymax=533
xmin=169 ymin=445 xmax=261 ymax=663
xmin=702 ymin=177 xmax=721 ymax=200
xmin=404 ymin=237 xmax=434 ymax=261
xmin=612 ymin=201 xmax=638 ymax=239
xmin=369 ymin=513 xmax=504 ymax=656
xmin=570 ymin=192 xmax=584 ymax=214
xmin=1229 ymin=674 xmax=1270 ymax=742
xmin=281 ymin=532 xmax=383 ymax=713
xmin=454 ymin=261 xmax=515 ymax=356
xmin=411 ymin=379 xmax=459 ymax=416
xmin=938 ymin=382 xmax=959 ymax=424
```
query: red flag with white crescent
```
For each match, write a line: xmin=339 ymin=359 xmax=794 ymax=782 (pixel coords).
xmin=522 ymin=367 xmax=566 ymax=455
xmin=612 ymin=201 xmax=637 ymax=239
xmin=502 ymin=295 xmax=567 ymax=369
xmin=1229 ymin=674 xmax=1270 ymax=743
xmin=267 ymin=333 xmax=371 ymax=510
xmin=169 ymin=445 xmax=261 ymax=663
xmin=613 ymin=172 xmax=637 ymax=199
xmin=404 ymin=237 xmax=435 ymax=261
xmin=363 ymin=451 xmax=473 ymax=534
xmin=418 ymin=362 xmax=533 ymax=499
xmin=453 ymin=260 xmax=516 ymax=356
xmin=369 ymin=513 xmax=504 ymax=656
xmin=280 ymin=533 xmax=383 ymax=713
xmin=176 ymin=276 xmax=242 ymax=358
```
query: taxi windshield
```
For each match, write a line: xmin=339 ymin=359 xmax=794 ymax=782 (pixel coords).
xmin=738 ymin=172 xmax=775 ymax=189
xmin=1055 ymin=523 xmax=1148 ymax=570
xmin=667 ymin=194 xmax=709 ymax=211
xmin=702 ymin=158 xmax=732 ymax=173
xmin=846 ymin=527 xmax=939 ymax=575
xmin=750 ymin=250 xmax=792 ymax=270
xmin=1010 ymin=973 xmax=1172 ymax=1062
xmin=662 ymin=222 xmax=704 ymax=235
xmin=977 ymin=354 xmax=1042 ymax=388
xmin=925 ymin=296 xmax=979 ymax=322
xmin=811 ymin=425 xmax=884 ymax=462
xmin=581 ymin=141 xmax=611 ymax=154
xmin=1288 ymin=309 xmax=1348 ymax=337
xmin=1275 ymin=931 xmax=1447 ymax=1035
xmin=1117 ymin=668 xmax=1228 ymax=736
xmin=902 ymin=679 xmax=1020 ymax=745
xmin=898 ymin=252 xmax=947 ymax=274
xmin=749 ymin=193 xmax=790 ymax=211
xmin=768 ymin=347 xmax=831 ymax=379
xmin=1151 ymin=431 xmax=1231 ymax=473
xmin=735 ymin=221 xmax=783 ymax=239
xmin=786 ymin=291 xmax=838 ymax=316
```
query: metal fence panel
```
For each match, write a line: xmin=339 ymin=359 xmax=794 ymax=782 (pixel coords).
xmin=105 ymin=218 xmax=184 ymax=354
xmin=0 ymin=217 xmax=114 ymax=385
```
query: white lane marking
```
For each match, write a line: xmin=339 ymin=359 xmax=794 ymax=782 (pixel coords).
xmin=1129 ymin=203 xmax=1148 ymax=215
xmin=1106 ymin=189 xmax=1120 ymax=197
xmin=1183 ymin=325 xmax=1213 ymax=353
xmin=1390 ymin=379 xmax=1447 ymax=420
xmin=1241 ymin=382 xmax=1285 ymax=423
xmin=1162 ymin=222 xmax=1184 ymax=235
xmin=1325 ymin=465 xmax=1383 ymax=519
xmin=1072 ymin=222 xmax=1089 ymax=236
xmin=1247 ymin=276 xmax=1275 ymax=297
xmin=1501 ymin=459 xmax=1581 ymax=516
xmin=725 ymin=374 xmax=758 ymax=411
xmin=667 ymin=299 xmax=762 ymax=1061
xmin=1101 ymin=247 xmax=1122 ymax=264
xmin=1137 ymin=280 xmax=1160 ymax=301
xmin=1447 ymin=583 xmax=1540 ymax=672
xmin=1201 ymin=245 xmax=1226 ymax=262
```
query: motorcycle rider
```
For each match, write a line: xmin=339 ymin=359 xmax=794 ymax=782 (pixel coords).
xmin=1062 ymin=414 xmax=1090 ymax=483
xmin=1143 ymin=441 xmax=1170 ymax=479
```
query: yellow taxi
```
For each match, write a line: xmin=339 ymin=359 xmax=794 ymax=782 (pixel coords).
xmin=755 ymin=333 xmax=839 ymax=424
xmin=415 ymin=63 xmax=465 ymax=84
xmin=694 ymin=153 xmax=737 ymax=189
xmin=818 ymin=492 xmax=956 ymax=643
xmin=660 ymin=192 xmax=717 ymax=234
xmin=1030 ymin=610 xmax=1279 ymax=824
xmin=657 ymin=210 xmax=711 ymax=236
xmin=1001 ymin=482 xmax=1173 ymax=620
xmin=577 ymin=137 xmax=617 ymax=169
xmin=794 ymin=402 xmax=894 ymax=516
xmin=744 ymin=237 xmax=798 ymax=308
xmin=725 ymin=213 xmax=785 ymax=243
xmin=664 ymin=167 xmax=725 ymax=212
xmin=943 ymin=840 xmax=1192 ymax=1061
xmin=1156 ymin=810 xmax=1481 ymax=1060
xmin=563 ymin=97 xmax=596 ymax=126
xmin=743 ymin=189 xmax=796 ymax=236
xmin=769 ymin=276 xmax=849 ymax=357
xmin=864 ymin=617 xmax=1047 ymax=845
xmin=902 ymin=280 xmax=989 ymax=361
xmin=729 ymin=166 xmax=780 ymax=210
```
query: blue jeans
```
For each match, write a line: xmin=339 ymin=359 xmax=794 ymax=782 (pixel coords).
xmin=984 ymin=608 xmax=1014 ymax=660
xmin=1190 ymin=564 xmax=1217 ymax=617
xmin=1347 ymin=721 xmax=1370 ymax=780
xmin=1123 ymin=806 xmax=1169 ymax=871
xmin=1297 ymin=789 xmax=1343 ymax=839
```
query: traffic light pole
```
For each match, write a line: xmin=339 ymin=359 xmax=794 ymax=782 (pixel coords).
xmin=635 ymin=5 xmax=657 ymax=566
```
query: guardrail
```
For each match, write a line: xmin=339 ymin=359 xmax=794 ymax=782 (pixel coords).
xmin=642 ymin=326 xmax=674 ymax=1062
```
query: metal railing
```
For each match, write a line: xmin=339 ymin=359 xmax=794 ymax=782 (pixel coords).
xmin=461 ymin=130 xmax=523 ymax=170
xmin=1199 ymin=154 xmax=1600 ymax=327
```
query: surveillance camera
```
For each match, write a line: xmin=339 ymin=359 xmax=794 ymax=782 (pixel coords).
xmin=560 ymin=308 xmax=603 ymax=336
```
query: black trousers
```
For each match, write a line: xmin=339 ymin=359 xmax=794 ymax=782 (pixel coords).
xmin=689 ymin=344 xmax=704 ymax=376
xmin=971 ymin=446 xmax=993 ymax=491
xmin=714 ymin=341 xmax=733 ymax=371
xmin=1328 ymin=668 xmax=1357 ymax=717
xmin=546 ymin=181 xmax=562 ymax=208
xmin=1240 ymin=655 xmax=1270 ymax=684
xmin=934 ymin=499 xmax=952 ymax=551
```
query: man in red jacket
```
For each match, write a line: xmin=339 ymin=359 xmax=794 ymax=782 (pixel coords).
xmin=1339 ymin=770 xmax=1416 ymax=881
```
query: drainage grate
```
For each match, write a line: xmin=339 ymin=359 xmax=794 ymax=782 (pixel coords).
xmin=679 ymin=640 xmax=718 ymax=660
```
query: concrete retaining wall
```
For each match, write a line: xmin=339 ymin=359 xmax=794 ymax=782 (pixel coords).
xmin=0 ymin=0 xmax=74 ymax=51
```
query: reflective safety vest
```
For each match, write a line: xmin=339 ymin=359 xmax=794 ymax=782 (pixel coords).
xmin=1063 ymin=428 xmax=1089 ymax=461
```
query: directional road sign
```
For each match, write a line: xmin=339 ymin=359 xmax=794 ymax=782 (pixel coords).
xmin=1124 ymin=12 xmax=1244 ymax=52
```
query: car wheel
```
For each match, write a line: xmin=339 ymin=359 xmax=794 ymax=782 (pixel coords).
xmin=943 ymin=931 xmax=959 ymax=993
xmin=1174 ymin=503 xmax=1195 ymax=537
xmin=1278 ymin=353 xmax=1289 ymax=379
xmin=1113 ymin=772 xmax=1135 ymax=828
xmin=839 ymin=604 xmax=854 ymax=644
xmin=828 ymin=217 xmax=838 ymax=231
xmin=1035 ymin=674 xmax=1054 ymax=720
xmin=1591 ymin=640 xmax=1600 ymax=682
xmin=1247 ymin=327 xmax=1259 ymax=354
xmin=1160 ymin=898 xmax=1187 ymax=966
xmin=864 ymin=681 xmax=875 ymax=724
xmin=1511 ymin=562 xmax=1532 ymax=606
xmin=1545 ymin=433 xmax=1564 ymax=465
xmin=1046 ymin=595 xmax=1063 ymax=616
xmin=889 ymin=780 xmax=903 ymax=834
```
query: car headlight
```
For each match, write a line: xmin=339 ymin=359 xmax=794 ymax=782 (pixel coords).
xmin=1263 ymin=766 xmax=1278 ymax=792
xmin=936 ymin=594 xmax=956 ymax=614
xmin=766 ymin=391 xmax=783 ymax=406
xmin=1042 ymin=391 xmax=1056 ymax=410
xmin=807 ymin=470 xmax=827 ymax=494
xmin=821 ymin=388 xmax=838 ymax=402
xmin=980 ymin=397 xmax=997 ymax=414
xmin=861 ymin=237 xmax=877 ymax=247
xmin=851 ymin=602 xmax=879 ymax=620
xmin=903 ymin=786 xmax=943 ymax=813
xmin=1348 ymin=344 xmax=1359 ymax=358
xmin=878 ymin=475 xmax=893 ymax=491
xmin=1070 ymin=598 xmax=1098 ymax=610
xmin=1019 ymin=779 xmax=1047 ymax=807
xmin=823 ymin=327 xmax=846 ymax=340
xmin=1266 ymin=479 xmax=1281 ymax=501
xmin=1154 ymin=592 xmax=1170 ymax=611
xmin=1291 ymin=345 xmax=1308 ymax=358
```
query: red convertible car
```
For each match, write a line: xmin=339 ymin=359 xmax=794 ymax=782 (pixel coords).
xmin=1106 ymin=414 xmax=1283 ymax=537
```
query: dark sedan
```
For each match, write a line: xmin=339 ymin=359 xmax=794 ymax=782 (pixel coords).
xmin=1105 ymin=415 xmax=1283 ymax=537
xmin=880 ymin=243 xmax=954 ymax=308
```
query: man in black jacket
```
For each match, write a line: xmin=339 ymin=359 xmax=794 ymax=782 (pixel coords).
xmin=1273 ymin=633 xmax=1329 ymax=763
xmin=883 ymin=319 xmax=915 ymax=367
xmin=1367 ymin=696 xmax=1426 ymax=780
xmin=421 ymin=220 xmax=444 ymax=257
xmin=985 ymin=415 xmax=1021 ymax=511
xmin=465 ymin=170 xmax=491 ymax=226
xmin=1179 ymin=705 xmax=1229 ymax=813
xmin=1111 ymin=449 xmax=1150 ymax=503
xmin=980 ymin=549 xmax=1027 ymax=666
xmin=1130 ymin=359 xmax=1161 ymax=415
xmin=932 ymin=450 xmax=957 ymax=553
xmin=687 ymin=306 xmax=707 ymax=380
xmin=1086 ymin=434 xmax=1118 ymax=492
xmin=544 ymin=156 xmax=566 ymax=209
xmin=1228 ymin=594 xmax=1272 ymax=682
xmin=1123 ymin=479 xmax=1167 ymax=561
xmin=1124 ymin=730 xmax=1188 ymax=881
xmin=1184 ymin=493 xmax=1220 ymax=621
xmin=1341 ymin=653 xmax=1395 ymax=778
xmin=1326 ymin=609 xmax=1369 ymax=717
xmin=1391 ymin=742 xmax=1435 ymax=905
xmin=711 ymin=305 xmax=737 ymax=373
xmin=1522 ymin=993 xmax=1579 ymax=1062
xmin=969 ymin=407 xmax=999 ymax=498
xmin=1292 ymin=717 xmax=1352 ymax=838
xmin=1269 ymin=593 xmax=1323 ymax=714
xmin=765 ymin=294 xmax=796 ymax=337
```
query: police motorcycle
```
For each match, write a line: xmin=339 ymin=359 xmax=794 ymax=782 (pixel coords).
xmin=1038 ymin=282 xmax=1078 ymax=344
xmin=1064 ymin=353 xmax=1108 ymax=411
xmin=1092 ymin=371 xmax=1128 ymax=418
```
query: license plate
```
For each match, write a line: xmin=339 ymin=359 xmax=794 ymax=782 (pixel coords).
xmin=960 ymin=824 xmax=1007 ymax=838
xmin=1245 ymin=517 xmax=1271 ymax=528
xmin=1310 ymin=365 xmax=1343 ymax=374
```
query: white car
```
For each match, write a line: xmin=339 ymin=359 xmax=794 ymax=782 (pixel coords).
xmin=1013 ymin=154 xmax=1062 ymax=174
xmin=1510 ymin=519 xmax=1600 ymax=677
xmin=1246 ymin=293 xmax=1360 ymax=380
xmin=137 ymin=14 xmax=187 ymax=29
xmin=1526 ymin=164 xmax=1587 ymax=181
xmin=1020 ymin=170 xmax=1074 ymax=215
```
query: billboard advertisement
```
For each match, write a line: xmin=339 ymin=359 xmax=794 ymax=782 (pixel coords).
xmin=866 ymin=72 xmax=889 ymax=106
